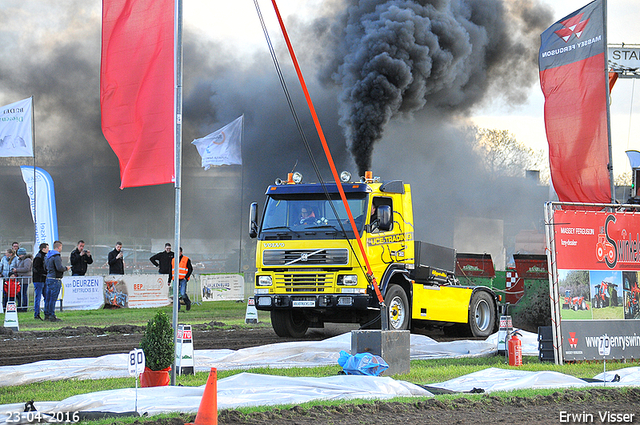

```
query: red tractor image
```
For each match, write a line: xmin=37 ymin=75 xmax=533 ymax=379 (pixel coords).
xmin=592 ymin=281 xmax=619 ymax=309
xmin=626 ymin=282 xmax=640 ymax=319
xmin=595 ymin=234 xmax=616 ymax=265
xmin=562 ymin=290 xmax=588 ymax=311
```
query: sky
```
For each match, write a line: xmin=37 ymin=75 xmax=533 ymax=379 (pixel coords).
xmin=186 ymin=0 xmax=640 ymax=179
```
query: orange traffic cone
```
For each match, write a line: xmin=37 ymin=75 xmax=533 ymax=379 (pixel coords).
xmin=188 ymin=368 xmax=218 ymax=425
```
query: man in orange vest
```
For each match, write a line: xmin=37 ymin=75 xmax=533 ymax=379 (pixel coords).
xmin=171 ymin=247 xmax=193 ymax=311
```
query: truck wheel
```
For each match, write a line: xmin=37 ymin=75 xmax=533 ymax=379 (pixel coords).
xmin=385 ymin=284 xmax=410 ymax=331
xmin=468 ymin=291 xmax=495 ymax=337
xmin=270 ymin=310 xmax=309 ymax=338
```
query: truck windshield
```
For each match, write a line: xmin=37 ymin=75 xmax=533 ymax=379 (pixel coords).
xmin=260 ymin=194 xmax=368 ymax=238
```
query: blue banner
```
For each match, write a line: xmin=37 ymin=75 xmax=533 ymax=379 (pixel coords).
xmin=20 ymin=166 xmax=59 ymax=251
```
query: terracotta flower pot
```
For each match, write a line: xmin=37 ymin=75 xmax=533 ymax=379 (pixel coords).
xmin=140 ymin=366 xmax=171 ymax=387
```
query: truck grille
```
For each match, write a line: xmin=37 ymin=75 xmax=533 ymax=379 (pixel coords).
xmin=274 ymin=272 xmax=334 ymax=292
xmin=263 ymin=249 xmax=348 ymax=266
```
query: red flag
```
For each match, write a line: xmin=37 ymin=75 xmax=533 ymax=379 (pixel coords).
xmin=100 ymin=0 xmax=175 ymax=189
xmin=539 ymin=0 xmax=610 ymax=203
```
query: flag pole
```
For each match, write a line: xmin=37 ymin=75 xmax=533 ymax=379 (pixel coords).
xmin=603 ymin=0 xmax=615 ymax=202
xmin=31 ymin=96 xmax=37 ymax=251
xmin=237 ymin=115 xmax=245 ymax=274
xmin=171 ymin=0 xmax=184 ymax=386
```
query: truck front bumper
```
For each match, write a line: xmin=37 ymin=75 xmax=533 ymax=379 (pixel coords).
xmin=254 ymin=293 xmax=371 ymax=311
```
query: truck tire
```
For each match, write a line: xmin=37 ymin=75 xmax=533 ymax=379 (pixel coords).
xmin=385 ymin=284 xmax=410 ymax=331
xmin=468 ymin=291 xmax=495 ymax=337
xmin=270 ymin=310 xmax=309 ymax=338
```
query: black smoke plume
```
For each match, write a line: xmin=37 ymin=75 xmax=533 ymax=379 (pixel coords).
xmin=323 ymin=0 xmax=552 ymax=175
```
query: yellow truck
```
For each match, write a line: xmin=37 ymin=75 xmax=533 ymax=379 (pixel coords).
xmin=249 ymin=172 xmax=498 ymax=338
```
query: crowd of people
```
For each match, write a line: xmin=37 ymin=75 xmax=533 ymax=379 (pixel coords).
xmin=1 ymin=241 xmax=195 ymax=321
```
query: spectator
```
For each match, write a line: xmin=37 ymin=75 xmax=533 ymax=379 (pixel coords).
xmin=70 ymin=240 xmax=93 ymax=276
xmin=149 ymin=243 xmax=174 ymax=278
xmin=44 ymin=240 xmax=69 ymax=322
xmin=3 ymin=272 xmax=20 ymax=311
xmin=171 ymin=247 xmax=193 ymax=311
xmin=15 ymin=248 xmax=32 ymax=312
xmin=1 ymin=248 xmax=17 ymax=278
xmin=107 ymin=242 xmax=125 ymax=275
xmin=32 ymin=243 xmax=49 ymax=320
xmin=11 ymin=242 xmax=19 ymax=253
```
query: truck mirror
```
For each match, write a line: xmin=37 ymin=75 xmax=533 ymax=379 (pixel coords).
xmin=377 ymin=205 xmax=392 ymax=231
xmin=249 ymin=202 xmax=258 ymax=238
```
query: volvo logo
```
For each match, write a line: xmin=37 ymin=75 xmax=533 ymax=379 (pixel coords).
xmin=301 ymin=253 xmax=308 ymax=261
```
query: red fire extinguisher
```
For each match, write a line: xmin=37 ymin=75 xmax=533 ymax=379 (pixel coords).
xmin=508 ymin=330 xmax=523 ymax=366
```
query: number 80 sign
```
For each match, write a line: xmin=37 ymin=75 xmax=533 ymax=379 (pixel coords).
xmin=128 ymin=348 xmax=146 ymax=376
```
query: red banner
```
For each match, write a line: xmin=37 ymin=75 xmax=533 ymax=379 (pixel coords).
xmin=100 ymin=0 xmax=175 ymax=189
xmin=539 ymin=0 xmax=610 ymax=204
xmin=553 ymin=210 xmax=640 ymax=271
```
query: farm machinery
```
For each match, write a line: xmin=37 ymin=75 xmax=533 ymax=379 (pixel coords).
xmin=562 ymin=290 xmax=588 ymax=311
xmin=592 ymin=281 xmax=619 ymax=309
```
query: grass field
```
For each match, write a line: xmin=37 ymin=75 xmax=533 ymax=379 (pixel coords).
xmin=592 ymin=305 xmax=625 ymax=320
xmin=11 ymin=300 xmax=259 ymax=331
xmin=1 ymin=354 xmax=637 ymax=406
xmin=560 ymin=304 xmax=593 ymax=320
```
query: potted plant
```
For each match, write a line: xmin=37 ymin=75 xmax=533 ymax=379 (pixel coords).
xmin=139 ymin=311 xmax=174 ymax=387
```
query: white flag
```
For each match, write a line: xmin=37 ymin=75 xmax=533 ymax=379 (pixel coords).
xmin=192 ymin=115 xmax=243 ymax=170
xmin=0 ymin=98 xmax=33 ymax=157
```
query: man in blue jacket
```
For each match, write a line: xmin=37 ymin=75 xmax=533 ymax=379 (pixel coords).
xmin=44 ymin=240 xmax=70 ymax=322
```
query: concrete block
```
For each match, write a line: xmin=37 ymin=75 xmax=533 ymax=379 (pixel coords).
xmin=351 ymin=329 xmax=410 ymax=376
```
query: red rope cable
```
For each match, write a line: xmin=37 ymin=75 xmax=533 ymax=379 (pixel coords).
xmin=270 ymin=0 xmax=384 ymax=304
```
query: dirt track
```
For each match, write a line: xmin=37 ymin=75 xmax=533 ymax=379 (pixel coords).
xmin=0 ymin=322 xmax=346 ymax=366
xmin=1 ymin=324 xmax=638 ymax=424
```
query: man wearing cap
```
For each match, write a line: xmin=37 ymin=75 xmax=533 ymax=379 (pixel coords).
xmin=15 ymin=248 xmax=32 ymax=312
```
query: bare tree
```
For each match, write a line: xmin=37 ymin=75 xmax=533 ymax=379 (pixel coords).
xmin=474 ymin=127 xmax=546 ymax=180
xmin=614 ymin=171 xmax=632 ymax=186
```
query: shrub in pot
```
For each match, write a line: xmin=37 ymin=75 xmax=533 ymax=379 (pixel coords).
xmin=139 ymin=311 xmax=174 ymax=387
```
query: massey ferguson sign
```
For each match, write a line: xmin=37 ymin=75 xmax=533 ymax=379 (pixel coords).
xmin=549 ymin=208 xmax=640 ymax=362
xmin=554 ymin=210 xmax=640 ymax=270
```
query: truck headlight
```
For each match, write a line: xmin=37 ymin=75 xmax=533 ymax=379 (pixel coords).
xmin=337 ymin=275 xmax=357 ymax=286
xmin=257 ymin=276 xmax=273 ymax=286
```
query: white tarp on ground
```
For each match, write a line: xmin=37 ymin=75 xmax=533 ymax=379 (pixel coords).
xmin=428 ymin=366 xmax=640 ymax=393
xmin=2 ymin=367 xmax=639 ymax=425
xmin=0 ymin=331 xmax=540 ymax=388
xmin=1 ymin=330 xmax=640 ymax=424
xmin=0 ymin=373 xmax=432 ymax=424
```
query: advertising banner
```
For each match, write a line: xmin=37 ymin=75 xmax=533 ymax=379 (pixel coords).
xmin=554 ymin=210 xmax=640 ymax=271
xmin=104 ymin=274 xmax=170 ymax=308
xmin=200 ymin=274 xmax=244 ymax=301
xmin=61 ymin=276 xmax=104 ymax=310
xmin=0 ymin=97 xmax=33 ymax=157
xmin=549 ymin=208 xmax=640 ymax=362
xmin=561 ymin=320 xmax=640 ymax=361
xmin=539 ymin=0 xmax=610 ymax=204
xmin=20 ymin=166 xmax=59 ymax=251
